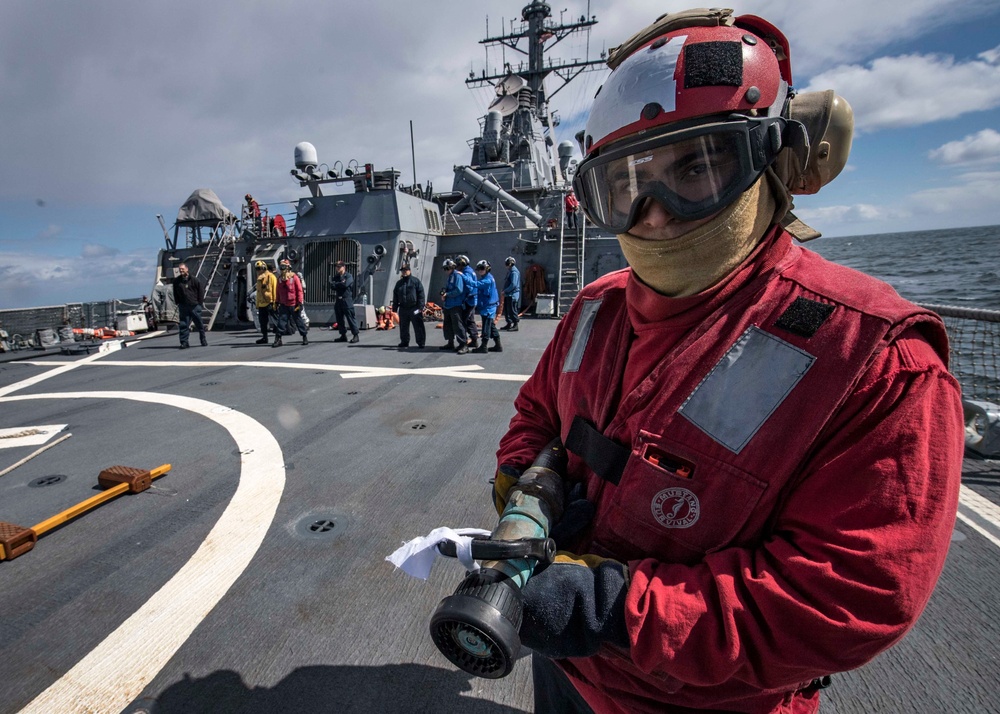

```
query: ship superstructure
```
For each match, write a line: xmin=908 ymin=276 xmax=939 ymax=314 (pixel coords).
xmin=151 ymin=0 xmax=626 ymax=329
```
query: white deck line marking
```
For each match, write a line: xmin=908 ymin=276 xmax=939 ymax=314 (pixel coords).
xmin=341 ymin=367 xmax=528 ymax=381
xmin=20 ymin=359 xmax=532 ymax=382
xmin=957 ymin=485 xmax=1000 ymax=550
xmin=5 ymin=391 xmax=285 ymax=714
xmin=956 ymin=511 xmax=1000 ymax=550
xmin=0 ymin=351 xmax=110 ymax=398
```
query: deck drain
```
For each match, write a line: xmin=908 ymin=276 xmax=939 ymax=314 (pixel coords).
xmin=200 ymin=381 xmax=220 ymax=386
xmin=294 ymin=513 xmax=347 ymax=541
xmin=287 ymin=357 xmax=300 ymax=360
xmin=400 ymin=419 xmax=435 ymax=435
xmin=346 ymin=391 xmax=359 ymax=395
xmin=458 ymin=380 xmax=468 ymax=383
xmin=29 ymin=475 xmax=66 ymax=488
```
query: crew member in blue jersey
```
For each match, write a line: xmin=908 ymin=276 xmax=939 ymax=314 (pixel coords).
xmin=456 ymin=255 xmax=479 ymax=349
xmin=439 ymin=258 xmax=468 ymax=354
xmin=472 ymin=260 xmax=502 ymax=353
xmin=502 ymin=257 xmax=521 ymax=331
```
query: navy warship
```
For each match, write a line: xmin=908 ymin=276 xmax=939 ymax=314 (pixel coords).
xmin=147 ymin=0 xmax=618 ymax=335
xmin=1 ymin=3 xmax=1000 ymax=714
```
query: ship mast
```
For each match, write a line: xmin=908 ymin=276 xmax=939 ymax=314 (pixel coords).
xmin=449 ymin=1 xmax=606 ymax=207
xmin=467 ymin=1 xmax=605 ymax=131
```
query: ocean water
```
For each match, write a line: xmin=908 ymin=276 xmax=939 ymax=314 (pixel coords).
xmin=806 ymin=224 xmax=1000 ymax=311
xmin=807 ymin=224 xmax=1000 ymax=402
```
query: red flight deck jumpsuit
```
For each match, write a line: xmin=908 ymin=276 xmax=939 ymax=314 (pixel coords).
xmin=497 ymin=227 xmax=964 ymax=713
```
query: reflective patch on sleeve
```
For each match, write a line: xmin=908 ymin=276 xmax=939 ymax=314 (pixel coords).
xmin=678 ymin=326 xmax=815 ymax=453
xmin=562 ymin=299 xmax=604 ymax=373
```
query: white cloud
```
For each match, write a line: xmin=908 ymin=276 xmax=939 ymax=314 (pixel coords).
xmin=929 ymin=128 xmax=1000 ymax=165
xmin=801 ymin=48 xmax=1000 ymax=131
xmin=35 ymin=224 xmax=62 ymax=240
xmin=979 ymin=46 xmax=1000 ymax=64
xmin=596 ymin=0 xmax=1000 ymax=76
xmin=0 ymin=247 xmax=154 ymax=308
xmin=0 ymin=0 xmax=998 ymax=293
xmin=906 ymin=170 xmax=1000 ymax=214
xmin=81 ymin=243 xmax=121 ymax=259
xmin=796 ymin=169 xmax=1000 ymax=234
xmin=3 ymin=0 xmax=997 ymax=211
xmin=794 ymin=203 xmax=907 ymax=225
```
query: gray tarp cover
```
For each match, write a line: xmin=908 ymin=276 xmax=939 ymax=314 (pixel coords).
xmin=176 ymin=188 xmax=236 ymax=225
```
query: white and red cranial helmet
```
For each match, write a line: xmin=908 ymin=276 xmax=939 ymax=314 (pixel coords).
xmin=584 ymin=18 xmax=792 ymax=156
xmin=571 ymin=13 xmax=812 ymax=231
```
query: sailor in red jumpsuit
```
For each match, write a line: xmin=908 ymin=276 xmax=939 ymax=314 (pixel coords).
xmin=493 ymin=10 xmax=964 ymax=714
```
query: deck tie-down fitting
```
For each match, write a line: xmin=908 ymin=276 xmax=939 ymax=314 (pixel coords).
xmin=0 ymin=463 xmax=171 ymax=561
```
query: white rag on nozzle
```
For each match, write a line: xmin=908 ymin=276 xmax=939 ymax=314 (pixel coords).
xmin=386 ymin=527 xmax=492 ymax=580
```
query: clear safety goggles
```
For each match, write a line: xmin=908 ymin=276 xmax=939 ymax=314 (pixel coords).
xmin=573 ymin=116 xmax=787 ymax=233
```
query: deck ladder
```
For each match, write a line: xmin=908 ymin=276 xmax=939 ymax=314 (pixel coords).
xmin=556 ymin=216 xmax=585 ymax=317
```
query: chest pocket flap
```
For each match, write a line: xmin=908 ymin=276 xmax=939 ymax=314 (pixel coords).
xmin=597 ymin=432 xmax=767 ymax=565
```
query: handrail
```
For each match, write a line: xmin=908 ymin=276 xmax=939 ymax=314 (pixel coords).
xmin=918 ymin=304 xmax=1000 ymax=323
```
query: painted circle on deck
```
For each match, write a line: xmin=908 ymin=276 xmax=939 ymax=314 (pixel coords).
xmin=0 ymin=391 xmax=285 ymax=714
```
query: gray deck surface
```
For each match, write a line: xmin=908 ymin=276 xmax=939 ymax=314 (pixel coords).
xmin=0 ymin=320 xmax=996 ymax=714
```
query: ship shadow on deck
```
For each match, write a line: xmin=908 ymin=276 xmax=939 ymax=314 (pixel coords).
xmin=147 ymin=663 xmax=528 ymax=714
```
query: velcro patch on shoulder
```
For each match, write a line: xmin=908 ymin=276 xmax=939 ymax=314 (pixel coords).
xmin=773 ymin=297 xmax=835 ymax=339
xmin=684 ymin=42 xmax=743 ymax=88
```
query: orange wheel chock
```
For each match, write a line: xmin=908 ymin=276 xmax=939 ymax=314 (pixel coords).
xmin=0 ymin=464 xmax=170 ymax=561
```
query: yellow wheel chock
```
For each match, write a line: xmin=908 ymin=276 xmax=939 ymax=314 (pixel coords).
xmin=0 ymin=464 xmax=170 ymax=561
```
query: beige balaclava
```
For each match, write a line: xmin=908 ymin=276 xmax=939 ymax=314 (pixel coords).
xmin=617 ymin=170 xmax=788 ymax=297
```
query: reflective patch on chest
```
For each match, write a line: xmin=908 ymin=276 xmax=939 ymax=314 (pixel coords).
xmin=563 ymin=298 xmax=604 ymax=373
xmin=678 ymin=326 xmax=815 ymax=454
xmin=651 ymin=487 xmax=700 ymax=529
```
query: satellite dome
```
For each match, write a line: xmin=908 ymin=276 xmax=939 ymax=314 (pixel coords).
xmin=294 ymin=142 xmax=318 ymax=171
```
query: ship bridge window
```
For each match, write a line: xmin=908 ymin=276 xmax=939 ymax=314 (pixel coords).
xmin=304 ymin=238 xmax=361 ymax=303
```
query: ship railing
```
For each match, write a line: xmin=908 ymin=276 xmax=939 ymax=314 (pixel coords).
xmin=919 ymin=303 xmax=1000 ymax=407
xmin=442 ymin=203 xmax=527 ymax=234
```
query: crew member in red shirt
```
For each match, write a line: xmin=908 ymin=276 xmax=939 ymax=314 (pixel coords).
xmin=492 ymin=9 xmax=963 ymax=713
xmin=273 ymin=259 xmax=308 ymax=347
xmin=565 ymin=191 xmax=580 ymax=229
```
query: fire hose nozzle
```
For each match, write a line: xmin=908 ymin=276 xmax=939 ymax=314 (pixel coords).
xmin=429 ymin=439 xmax=566 ymax=678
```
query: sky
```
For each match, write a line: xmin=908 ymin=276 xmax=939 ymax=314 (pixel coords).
xmin=1 ymin=0 xmax=999 ymax=309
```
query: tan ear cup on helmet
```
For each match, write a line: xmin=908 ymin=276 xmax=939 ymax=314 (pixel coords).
xmin=776 ymin=90 xmax=855 ymax=196
xmin=772 ymin=90 xmax=854 ymax=243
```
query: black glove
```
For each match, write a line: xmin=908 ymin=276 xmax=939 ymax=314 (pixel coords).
xmin=548 ymin=481 xmax=596 ymax=550
xmin=520 ymin=554 xmax=630 ymax=659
